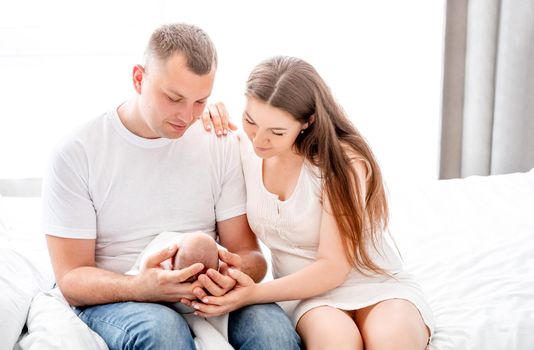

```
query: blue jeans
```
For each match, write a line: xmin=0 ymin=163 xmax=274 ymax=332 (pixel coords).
xmin=75 ymin=302 xmax=301 ymax=350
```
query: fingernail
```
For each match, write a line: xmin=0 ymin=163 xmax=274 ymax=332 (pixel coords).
xmin=223 ymin=129 xmax=228 ymax=135
xmin=203 ymin=298 xmax=209 ymax=303
xmin=217 ymin=130 xmax=222 ymax=135
xmin=206 ymin=125 xmax=211 ymax=130
xmin=192 ymin=303 xmax=200 ymax=310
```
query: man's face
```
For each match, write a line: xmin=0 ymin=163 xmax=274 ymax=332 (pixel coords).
xmin=136 ymin=53 xmax=215 ymax=139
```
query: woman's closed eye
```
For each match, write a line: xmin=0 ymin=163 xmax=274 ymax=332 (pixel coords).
xmin=244 ymin=117 xmax=255 ymax=125
xmin=244 ymin=116 xmax=284 ymax=136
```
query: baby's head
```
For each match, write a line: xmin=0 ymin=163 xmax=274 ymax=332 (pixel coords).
xmin=174 ymin=232 xmax=219 ymax=282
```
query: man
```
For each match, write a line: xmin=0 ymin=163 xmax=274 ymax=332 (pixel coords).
xmin=43 ymin=23 xmax=300 ymax=350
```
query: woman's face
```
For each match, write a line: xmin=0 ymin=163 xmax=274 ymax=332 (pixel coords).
xmin=242 ymin=96 xmax=305 ymax=159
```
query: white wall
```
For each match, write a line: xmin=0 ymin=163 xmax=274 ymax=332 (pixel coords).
xmin=0 ymin=0 xmax=445 ymax=184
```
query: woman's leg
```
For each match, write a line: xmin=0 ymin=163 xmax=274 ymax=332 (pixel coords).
xmin=296 ymin=306 xmax=363 ymax=350
xmin=354 ymin=299 xmax=430 ymax=350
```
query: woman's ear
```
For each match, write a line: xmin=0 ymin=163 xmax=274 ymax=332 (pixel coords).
xmin=302 ymin=114 xmax=316 ymax=131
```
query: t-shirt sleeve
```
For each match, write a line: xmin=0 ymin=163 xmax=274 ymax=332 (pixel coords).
xmin=41 ymin=139 xmax=97 ymax=239
xmin=213 ymin=132 xmax=247 ymax=222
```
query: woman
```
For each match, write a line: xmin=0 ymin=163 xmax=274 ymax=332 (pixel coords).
xmin=192 ymin=56 xmax=434 ymax=349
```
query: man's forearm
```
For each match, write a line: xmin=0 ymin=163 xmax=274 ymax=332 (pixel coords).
xmin=60 ymin=266 xmax=138 ymax=306
xmin=236 ymin=249 xmax=267 ymax=282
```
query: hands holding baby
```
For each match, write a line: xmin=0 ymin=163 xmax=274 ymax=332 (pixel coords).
xmin=140 ymin=232 xmax=258 ymax=317
xmin=186 ymin=265 xmax=258 ymax=318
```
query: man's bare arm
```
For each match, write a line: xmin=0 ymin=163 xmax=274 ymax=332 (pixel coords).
xmin=46 ymin=235 xmax=204 ymax=306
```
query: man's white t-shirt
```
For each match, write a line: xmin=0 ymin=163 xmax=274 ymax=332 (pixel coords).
xmin=42 ymin=108 xmax=246 ymax=274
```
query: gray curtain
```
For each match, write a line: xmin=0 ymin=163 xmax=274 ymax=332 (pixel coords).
xmin=440 ymin=0 xmax=534 ymax=179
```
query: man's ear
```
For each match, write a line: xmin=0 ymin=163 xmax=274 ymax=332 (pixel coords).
xmin=132 ymin=64 xmax=145 ymax=94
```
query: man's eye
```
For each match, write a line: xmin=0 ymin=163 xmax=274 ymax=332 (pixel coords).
xmin=272 ymin=131 xmax=284 ymax=136
xmin=168 ymin=96 xmax=182 ymax=103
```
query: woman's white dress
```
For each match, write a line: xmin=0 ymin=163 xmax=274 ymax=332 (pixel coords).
xmin=240 ymin=137 xmax=434 ymax=334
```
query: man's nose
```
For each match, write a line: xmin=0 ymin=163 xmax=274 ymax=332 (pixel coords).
xmin=178 ymin=104 xmax=195 ymax=124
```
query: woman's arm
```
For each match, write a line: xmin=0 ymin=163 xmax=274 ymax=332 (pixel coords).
xmin=188 ymin=194 xmax=355 ymax=317
xmin=250 ymin=193 xmax=353 ymax=302
xmin=188 ymin=159 xmax=370 ymax=317
xmin=187 ymin=159 xmax=371 ymax=317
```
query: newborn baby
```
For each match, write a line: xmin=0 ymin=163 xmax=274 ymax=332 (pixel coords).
xmin=127 ymin=231 xmax=221 ymax=275
xmin=126 ymin=231 xmax=223 ymax=314
xmin=173 ymin=232 xmax=220 ymax=282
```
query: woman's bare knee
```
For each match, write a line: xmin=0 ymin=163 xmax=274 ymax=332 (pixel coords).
xmin=355 ymin=299 xmax=429 ymax=350
xmin=297 ymin=306 xmax=363 ymax=350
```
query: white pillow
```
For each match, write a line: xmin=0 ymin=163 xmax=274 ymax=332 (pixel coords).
xmin=15 ymin=288 xmax=108 ymax=350
xmin=388 ymin=168 xmax=534 ymax=264
xmin=0 ymin=195 xmax=54 ymax=350
xmin=0 ymin=247 xmax=50 ymax=350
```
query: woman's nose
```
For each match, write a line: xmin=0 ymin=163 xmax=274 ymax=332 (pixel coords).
xmin=253 ymin=130 xmax=269 ymax=145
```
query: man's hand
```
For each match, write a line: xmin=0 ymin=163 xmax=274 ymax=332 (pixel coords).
xmin=189 ymin=248 xmax=243 ymax=300
xmin=133 ymin=244 xmax=205 ymax=302
xmin=201 ymin=102 xmax=238 ymax=136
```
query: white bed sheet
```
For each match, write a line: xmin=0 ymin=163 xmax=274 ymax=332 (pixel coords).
xmin=387 ymin=169 xmax=534 ymax=350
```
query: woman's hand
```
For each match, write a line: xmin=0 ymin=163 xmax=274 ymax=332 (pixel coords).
xmin=181 ymin=268 xmax=258 ymax=317
xmin=191 ymin=248 xmax=242 ymax=299
xmin=201 ymin=102 xmax=238 ymax=136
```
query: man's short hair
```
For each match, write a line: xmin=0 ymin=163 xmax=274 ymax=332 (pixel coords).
xmin=145 ymin=23 xmax=217 ymax=75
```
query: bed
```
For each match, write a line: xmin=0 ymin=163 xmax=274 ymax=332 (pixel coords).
xmin=1 ymin=169 xmax=533 ymax=349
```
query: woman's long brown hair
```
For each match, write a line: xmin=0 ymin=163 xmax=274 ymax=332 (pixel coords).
xmin=246 ymin=56 xmax=389 ymax=274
